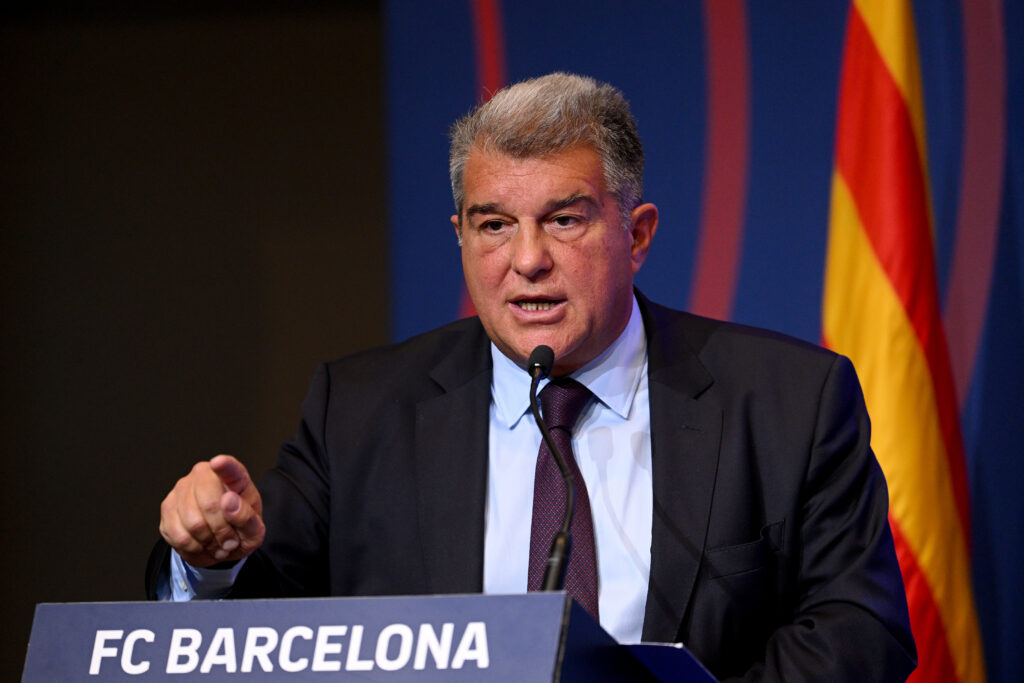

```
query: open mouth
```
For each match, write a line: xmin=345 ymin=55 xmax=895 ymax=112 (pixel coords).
xmin=513 ymin=297 xmax=564 ymax=312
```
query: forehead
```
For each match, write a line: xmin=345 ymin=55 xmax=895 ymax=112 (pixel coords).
xmin=461 ymin=145 xmax=608 ymax=207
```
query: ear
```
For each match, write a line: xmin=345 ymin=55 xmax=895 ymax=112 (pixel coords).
xmin=627 ymin=203 xmax=658 ymax=274
xmin=451 ymin=214 xmax=463 ymax=246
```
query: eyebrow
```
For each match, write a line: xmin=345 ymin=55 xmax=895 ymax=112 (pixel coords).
xmin=465 ymin=202 xmax=502 ymax=218
xmin=545 ymin=193 xmax=599 ymax=214
xmin=464 ymin=193 xmax=599 ymax=219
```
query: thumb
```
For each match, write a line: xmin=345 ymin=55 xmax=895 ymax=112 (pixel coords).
xmin=220 ymin=488 xmax=265 ymax=550
xmin=222 ymin=490 xmax=242 ymax=515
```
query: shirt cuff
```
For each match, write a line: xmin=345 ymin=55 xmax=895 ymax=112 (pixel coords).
xmin=164 ymin=549 xmax=247 ymax=601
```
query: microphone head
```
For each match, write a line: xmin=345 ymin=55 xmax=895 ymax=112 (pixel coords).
xmin=526 ymin=345 xmax=555 ymax=379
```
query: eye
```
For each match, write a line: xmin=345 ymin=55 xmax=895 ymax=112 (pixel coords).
xmin=473 ymin=218 xmax=515 ymax=244
xmin=551 ymin=214 xmax=580 ymax=228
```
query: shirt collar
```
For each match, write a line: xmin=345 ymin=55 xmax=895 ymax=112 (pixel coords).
xmin=490 ymin=295 xmax=647 ymax=429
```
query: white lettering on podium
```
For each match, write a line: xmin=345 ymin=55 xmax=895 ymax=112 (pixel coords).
xmin=452 ymin=622 xmax=489 ymax=669
xmin=376 ymin=624 xmax=414 ymax=671
xmin=346 ymin=625 xmax=374 ymax=671
xmin=311 ymin=625 xmax=348 ymax=672
xmin=414 ymin=623 xmax=454 ymax=670
xmin=200 ymin=628 xmax=237 ymax=673
xmin=279 ymin=626 xmax=313 ymax=672
xmin=89 ymin=629 xmax=154 ymax=675
xmin=165 ymin=628 xmax=202 ymax=673
xmin=240 ymin=627 xmax=278 ymax=673
xmin=94 ymin=620 xmax=489 ymax=675
xmin=122 ymin=629 xmax=155 ymax=674
xmin=89 ymin=630 xmax=123 ymax=675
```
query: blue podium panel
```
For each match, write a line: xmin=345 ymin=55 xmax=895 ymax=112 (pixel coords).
xmin=23 ymin=593 xmax=678 ymax=681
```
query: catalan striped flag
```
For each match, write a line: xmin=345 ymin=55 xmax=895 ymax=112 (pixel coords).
xmin=822 ymin=1 xmax=986 ymax=681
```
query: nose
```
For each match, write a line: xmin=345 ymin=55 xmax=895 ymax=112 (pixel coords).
xmin=510 ymin=221 xmax=553 ymax=280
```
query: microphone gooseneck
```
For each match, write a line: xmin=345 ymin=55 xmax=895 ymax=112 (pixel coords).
xmin=526 ymin=345 xmax=575 ymax=592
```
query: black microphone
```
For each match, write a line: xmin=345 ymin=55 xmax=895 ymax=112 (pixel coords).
xmin=525 ymin=345 xmax=576 ymax=592
xmin=526 ymin=345 xmax=554 ymax=380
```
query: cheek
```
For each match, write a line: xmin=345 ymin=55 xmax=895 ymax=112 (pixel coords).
xmin=569 ymin=246 xmax=634 ymax=312
xmin=569 ymin=242 xmax=629 ymax=285
xmin=463 ymin=250 xmax=508 ymax=292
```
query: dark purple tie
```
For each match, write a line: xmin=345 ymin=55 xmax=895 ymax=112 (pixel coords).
xmin=528 ymin=377 xmax=599 ymax=620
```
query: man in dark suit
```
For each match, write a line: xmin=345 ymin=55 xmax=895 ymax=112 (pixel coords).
xmin=151 ymin=73 xmax=915 ymax=681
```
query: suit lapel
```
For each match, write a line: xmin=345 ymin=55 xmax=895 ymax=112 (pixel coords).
xmin=414 ymin=324 xmax=492 ymax=594
xmin=638 ymin=296 xmax=724 ymax=642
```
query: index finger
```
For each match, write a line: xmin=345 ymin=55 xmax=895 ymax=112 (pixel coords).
xmin=209 ymin=454 xmax=253 ymax=495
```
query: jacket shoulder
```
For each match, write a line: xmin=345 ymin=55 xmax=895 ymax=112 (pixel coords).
xmin=642 ymin=297 xmax=839 ymax=370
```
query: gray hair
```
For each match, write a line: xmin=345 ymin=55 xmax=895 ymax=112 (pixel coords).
xmin=449 ymin=72 xmax=644 ymax=226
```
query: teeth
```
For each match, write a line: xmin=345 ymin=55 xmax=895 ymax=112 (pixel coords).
xmin=519 ymin=301 xmax=554 ymax=311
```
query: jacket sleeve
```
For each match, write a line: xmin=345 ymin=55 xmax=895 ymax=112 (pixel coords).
xmin=731 ymin=355 xmax=917 ymax=682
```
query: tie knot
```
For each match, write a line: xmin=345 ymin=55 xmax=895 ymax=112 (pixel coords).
xmin=539 ymin=378 xmax=593 ymax=432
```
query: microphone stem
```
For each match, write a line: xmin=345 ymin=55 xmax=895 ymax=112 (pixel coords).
xmin=529 ymin=369 xmax=576 ymax=592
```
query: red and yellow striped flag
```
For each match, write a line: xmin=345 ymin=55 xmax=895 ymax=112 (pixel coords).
xmin=823 ymin=1 xmax=986 ymax=681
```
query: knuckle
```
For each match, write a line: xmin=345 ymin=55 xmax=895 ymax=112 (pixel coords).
xmin=197 ymin=496 xmax=222 ymax=517
xmin=181 ymin=515 xmax=208 ymax=537
xmin=162 ymin=526 xmax=198 ymax=552
xmin=213 ymin=528 xmax=236 ymax=545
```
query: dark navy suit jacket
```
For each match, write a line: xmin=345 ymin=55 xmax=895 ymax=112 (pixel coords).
xmin=148 ymin=294 xmax=916 ymax=681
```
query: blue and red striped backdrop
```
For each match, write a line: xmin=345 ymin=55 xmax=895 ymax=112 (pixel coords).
xmin=385 ymin=2 xmax=1023 ymax=681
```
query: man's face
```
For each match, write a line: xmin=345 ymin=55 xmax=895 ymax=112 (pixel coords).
xmin=453 ymin=144 xmax=657 ymax=376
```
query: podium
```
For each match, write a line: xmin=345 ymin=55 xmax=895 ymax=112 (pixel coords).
xmin=23 ymin=592 xmax=716 ymax=681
